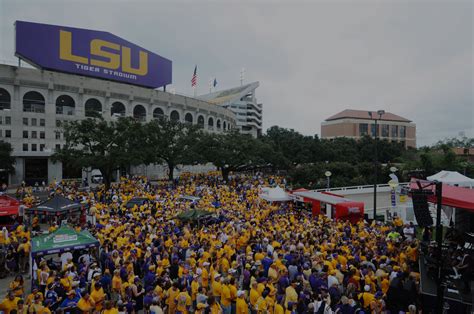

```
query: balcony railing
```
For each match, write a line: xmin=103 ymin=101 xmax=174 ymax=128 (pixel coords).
xmin=23 ymin=106 xmax=45 ymax=113
xmin=56 ymin=106 xmax=75 ymax=115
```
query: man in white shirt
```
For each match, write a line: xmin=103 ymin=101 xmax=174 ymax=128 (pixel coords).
xmin=60 ymin=251 xmax=73 ymax=270
xmin=403 ymin=223 xmax=415 ymax=241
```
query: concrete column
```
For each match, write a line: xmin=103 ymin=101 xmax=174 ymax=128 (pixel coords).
xmin=11 ymin=157 xmax=25 ymax=185
xmin=48 ymin=158 xmax=62 ymax=183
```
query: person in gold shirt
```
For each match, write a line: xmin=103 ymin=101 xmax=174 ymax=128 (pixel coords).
xmin=274 ymin=296 xmax=285 ymax=314
xmin=358 ymin=285 xmax=375 ymax=310
xmin=0 ymin=292 xmax=21 ymax=314
xmin=90 ymin=282 xmax=106 ymax=312
xmin=208 ymin=296 xmax=222 ymax=314
xmin=166 ymin=282 xmax=180 ymax=314
xmin=111 ymin=269 xmax=122 ymax=302
xmin=220 ymin=278 xmax=232 ymax=314
xmin=25 ymin=287 xmax=43 ymax=306
xmin=77 ymin=292 xmax=96 ymax=313
xmin=211 ymin=273 xmax=222 ymax=303
xmin=59 ymin=272 xmax=72 ymax=292
xmin=102 ymin=301 xmax=119 ymax=314
xmin=175 ymin=287 xmax=192 ymax=314
xmin=284 ymin=280 xmax=298 ymax=309
xmin=28 ymin=294 xmax=45 ymax=314
xmin=249 ymin=281 xmax=260 ymax=310
xmin=235 ymin=290 xmax=248 ymax=314
xmin=255 ymin=289 xmax=268 ymax=314
xmin=9 ymin=275 xmax=24 ymax=298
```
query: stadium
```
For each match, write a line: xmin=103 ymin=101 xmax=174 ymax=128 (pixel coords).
xmin=0 ymin=21 xmax=242 ymax=185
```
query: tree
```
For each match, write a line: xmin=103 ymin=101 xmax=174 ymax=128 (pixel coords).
xmin=145 ymin=118 xmax=202 ymax=181
xmin=53 ymin=117 xmax=146 ymax=188
xmin=262 ymin=126 xmax=315 ymax=168
xmin=201 ymin=130 xmax=265 ymax=181
xmin=0 ymin=140 xmax=15 ymax=180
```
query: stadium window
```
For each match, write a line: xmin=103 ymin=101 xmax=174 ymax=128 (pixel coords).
xmin=5 ymin=116 xmax=11 ymax=125
xmin=23 ymin=130 xmax=28 ymax=139
xmin=40 ymin=131 xmax=45 ymax=139
xmin=40 ymin=119 xmax=45 ymax=127
xmin=56 ymin=120 xmax=62 ymax=127
xmin=55 ymin=144 xmax=61 ymax=151
xmin=32 ymin=131 xmax=37 ymax=139
xmin=0 ymin=130 xmax=2 ymax=137
xmin=5 ymin=130 xmax=11 ymax=138
xmin=23 ymin=118 xmax=28 ymax=126
xmin=31 ymin=118 xmax=37 ymax=126
xmin=31 ymin=144 xmax=37 ymax=152
xmin=23 ymin=143 xmax=28 ymax=151
xmin=40 ymin=144 xmax=45 ymax=152
xmin=0 ymin=116 xmax=2 ymax=124
xmin=55 ymin=131 xmax=61 ymax=140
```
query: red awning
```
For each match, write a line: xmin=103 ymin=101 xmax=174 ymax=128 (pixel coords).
xmin=290 ymin=188 xmax=309 ymax=194
xmin=0 ymin=194 xmax=20 ymax=217
xmin=410 ymin=179 xmax=474 ymax=211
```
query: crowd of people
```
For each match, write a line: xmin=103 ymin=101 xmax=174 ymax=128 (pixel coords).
xmin=0 ymin=173 xmax=421 ymax=313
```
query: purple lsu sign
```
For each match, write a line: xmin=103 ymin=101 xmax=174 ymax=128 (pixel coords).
xmin=15 ymin=21 xmax=172 ymax=88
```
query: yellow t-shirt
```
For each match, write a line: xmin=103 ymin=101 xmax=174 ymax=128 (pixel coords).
xmin=236 ymin=298 xmax=248 ymax=314
xmin=191 ymin=280 xmax=199 ymax=301
xmin=77 ymin=298 xmax=95 ymax=312
xmin=90 ymin=288 xmax=106 ymax=311
xmin=250 ymin=288 xmax=260 ymax=306
xmin=103 ymin=308 xmax=119 ymax=314
xmin=0 ymin=297 xmax=20 ymax=314
xmin=220 ymin=284 xmax=231 ymax=307
xmin=284 ymin=286 xmax=298 ymax=309
xmin=175 ymin=292 xmax=191 ymax=313
xmin=211 ymin=280 xmax=222 ymax=297
xmin=275 ymin=303 xmax=284 ymax=314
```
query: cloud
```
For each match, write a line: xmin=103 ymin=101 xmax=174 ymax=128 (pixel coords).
xmin=0 ymin=0 xmax=472 ymax=146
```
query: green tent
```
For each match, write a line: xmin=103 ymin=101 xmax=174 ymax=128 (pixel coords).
xmin=31 ymin=225 xmax=99 ymax=257
xmin=175 ymin=209 xmax=213 ymax=222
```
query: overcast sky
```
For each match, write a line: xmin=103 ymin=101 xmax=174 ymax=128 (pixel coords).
xmin=0 ymin=0 xmax=472 ymax=146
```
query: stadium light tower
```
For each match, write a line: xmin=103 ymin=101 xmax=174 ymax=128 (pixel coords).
xmin=368 ymin=110 xmax=385 ymax=220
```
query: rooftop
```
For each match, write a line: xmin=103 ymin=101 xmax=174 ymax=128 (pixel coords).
xmin=198 ymin=82 xmax=259 ymax=105
xmin=325 ymin=109 xmax=412 ymax=123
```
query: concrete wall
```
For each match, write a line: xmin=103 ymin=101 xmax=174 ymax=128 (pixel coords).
xmin=0 ymin=64 xmax=236 ymax=184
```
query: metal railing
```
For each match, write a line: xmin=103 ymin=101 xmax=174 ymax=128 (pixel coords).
xmin=315 ymin=182 xmax=409 ymax=193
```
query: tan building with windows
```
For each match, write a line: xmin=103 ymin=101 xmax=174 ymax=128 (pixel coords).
xmin=321 ymin=109 xmax=416 ymax=148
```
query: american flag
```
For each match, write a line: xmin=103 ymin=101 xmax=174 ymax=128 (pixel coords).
xmin=191 ymin=65 xmax=197 ymax=87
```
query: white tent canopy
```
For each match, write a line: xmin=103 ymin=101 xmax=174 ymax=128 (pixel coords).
xmin=260 ymin=186 xmax=292 ymax=202
xmin=427 ymin=170 xmax=474 ymax=188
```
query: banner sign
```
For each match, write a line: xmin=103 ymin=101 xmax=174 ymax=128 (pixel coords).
xmin=391 ymin=189 xmax=396 ymax=207
xmin=15 ymin=21 xmax=172 ymax=88
xmin=53 ymin=234 xmax=78 ymax=244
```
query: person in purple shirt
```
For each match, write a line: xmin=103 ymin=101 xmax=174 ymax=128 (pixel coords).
xmin=261 ymin=252 xmax=273 ymax=277
xmin=278 ymin=271 xmax=290 ymax=295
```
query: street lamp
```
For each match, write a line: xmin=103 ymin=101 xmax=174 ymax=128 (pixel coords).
xmin=368 ymin=110 xmax=385 ymax=220
xmin=325 ymin=171 xmax=332 ymax=189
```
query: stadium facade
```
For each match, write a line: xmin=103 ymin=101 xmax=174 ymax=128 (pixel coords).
xmin=199 ymin=82 xmax=263 ymax=138
xmin=0 ymin=64 xmax=236 ymax=185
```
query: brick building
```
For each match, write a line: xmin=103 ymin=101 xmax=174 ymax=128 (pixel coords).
xmin=321 ymin=109 xmax=416 ymax=148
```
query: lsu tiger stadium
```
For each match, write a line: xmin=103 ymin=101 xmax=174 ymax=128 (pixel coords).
xmin=0 ymin=21 xmax=263 ymax=185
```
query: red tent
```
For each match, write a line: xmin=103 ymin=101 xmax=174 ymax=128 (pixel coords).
xmin=409 ymin=179 xmax=474 ymax=212
xmin=293 ymin=190 xmax=364 ymax=223
xmin=0 ymin=194 xmax=20 ymax=217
